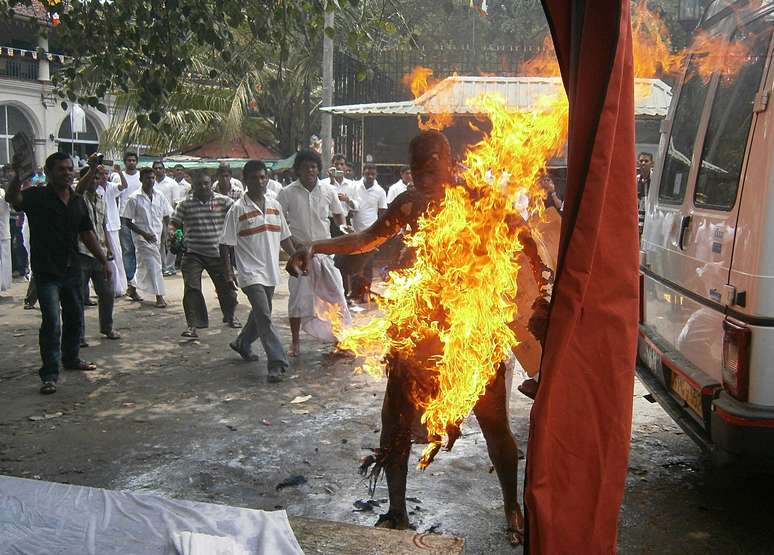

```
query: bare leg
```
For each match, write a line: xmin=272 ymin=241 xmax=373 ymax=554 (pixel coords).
xmin=473 ymin=367 xmax=524 ymax=545
xmin=289 ymin=317 xmax=301 ymax=356
xmin=373 ymin=372 xmax=415 ymax=530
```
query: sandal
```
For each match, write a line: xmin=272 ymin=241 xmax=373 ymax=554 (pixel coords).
xmin=102 ymin=330 xmax=121 ymax=340
xmin=23 ymin=303 xmax=35 ymax=310
xmin=39 ymin=381 xmax=56 ymax=395
xmin=155 ymin=300 xmax=168 ymax=309
xmin=182 ymin=327 xmax=198 ymax=338
xmin=64 ymin=361 xmax=97 ymax=371
xmin=227 ymin=316 xmax=242 ymax=329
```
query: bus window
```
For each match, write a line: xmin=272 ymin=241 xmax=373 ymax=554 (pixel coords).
xmin=694 ymin=27 xmax=772 ymax=211
xmin=658 ymin=58 xmax=710 ymax=204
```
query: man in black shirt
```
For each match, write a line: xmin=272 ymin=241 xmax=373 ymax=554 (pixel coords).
xmin=8 ymin=152 xmax=111 ymax=395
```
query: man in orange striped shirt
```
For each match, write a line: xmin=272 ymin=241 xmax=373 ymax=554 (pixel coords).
xmin=220 ymin=160 xmax=295 ymax=382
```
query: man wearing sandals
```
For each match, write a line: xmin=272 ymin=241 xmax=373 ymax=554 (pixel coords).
xmin=7 ymin=152 xmax=111 ymax=395
xmin=121 ymin=168 xmax=172 ymax=308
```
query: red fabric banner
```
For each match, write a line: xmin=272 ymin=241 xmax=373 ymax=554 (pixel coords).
xmin=526 ymin=1 xmax=639 ymax=553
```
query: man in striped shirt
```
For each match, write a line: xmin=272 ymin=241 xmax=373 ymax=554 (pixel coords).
xmin=169 ymin=174 xmax=239 ymax=338
xmin=220 ymin=160 xmax=294 ymax=382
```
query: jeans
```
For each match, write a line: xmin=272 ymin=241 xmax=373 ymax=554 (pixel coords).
xmin=180 ymin=252 xmax=237 ymax=328
xmin=79 ymin=254 xmax=115 ymax=340
xmin=120 ymin=224 xmax=136 ymax=282
xmin=36 ymin=268 xmax=83 ymax=383
xmin=233 ymin=284 xmax=288 ymax=373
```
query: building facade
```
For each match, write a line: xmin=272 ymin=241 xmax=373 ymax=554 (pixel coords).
xmin=0 ymin=5 xmax=111 ymax=168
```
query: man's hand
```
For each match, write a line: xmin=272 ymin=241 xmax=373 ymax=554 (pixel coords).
xmin=87 ymin=152 xmax=100 ymax=168
xmin=102 ymin=261 xmax=113 ymax=282
xmin=286 ymin=247 xmax=312 ymax=277
xmin=227 ymin=277 xmax=238 ymax=291
xmin=338 ymin=192 xmax=349 ymax=202
xmin=143 ymin=231 xmax=156 ymax=243
xmin=527 ymin=297 xmax=551 ymax=343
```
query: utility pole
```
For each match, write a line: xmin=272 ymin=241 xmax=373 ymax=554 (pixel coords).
xmin=321 ymin=9 xmax=335 ymax=171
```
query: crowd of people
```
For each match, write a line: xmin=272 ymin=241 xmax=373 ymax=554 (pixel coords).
xmin=0 ymin=148 xmax=414 ymax=395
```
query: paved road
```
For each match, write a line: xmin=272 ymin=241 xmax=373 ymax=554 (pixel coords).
xmin=0 ymin=275 xmax=772 ymax=553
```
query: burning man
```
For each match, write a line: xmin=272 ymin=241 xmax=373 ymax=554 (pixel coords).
xmin=289 ymin=130 xmax=553 ymax=544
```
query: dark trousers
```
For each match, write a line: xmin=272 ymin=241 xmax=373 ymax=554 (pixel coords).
xmin=120 ymin=224 xmax=136 ymax=282
xmin=180 ymin=252 xmax=237 ymax=328
xmin=337 ymin=252 xmax=375 ymax=299
xmin=234 ymin=284 xmax=288 ymax=373
xmin=79 ymin=254 xmax=115 ymax=339
xmin=36 ymin=268 xmax=83 ymax=383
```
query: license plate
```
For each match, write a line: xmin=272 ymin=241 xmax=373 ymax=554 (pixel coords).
xmin=670 ymin=371 xmax=703 ymax=417
xmin=638 ymin=338 xmax=661 ymax=374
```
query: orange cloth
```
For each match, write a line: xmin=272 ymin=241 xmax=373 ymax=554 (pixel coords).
xmin=526 ymin=2 xmax=639 ymax=553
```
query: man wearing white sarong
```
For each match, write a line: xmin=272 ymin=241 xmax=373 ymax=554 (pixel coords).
xmin=275 ymin=149 xmax=348 ymax=357
xmin=97 ymin=164 xmax=126 ymax=296
xmin=152 ymin=160 xmax=183 ymax=276
xmin=121 ymin=168 xmax=172 ymax=308
xmin=0 ymin=187 xmax=12 ymax=294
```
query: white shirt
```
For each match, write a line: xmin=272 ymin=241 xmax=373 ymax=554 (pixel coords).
xmin=220 ymin=194 xmax=291 ymax=288
xmin=320 ymin=177 xmax=359 ymax=216
xmin=230 ymin=177 xmax=244 ymax=189
xmin=352 ymin=181 xmax=388 ymax=232
xmin=275 ymin=180 xmax=344 ymax=245
xmin=97 ymin=181 xmax=123 ymax=231
xmin=122 ymin=188 xmax=173 ymax=243
xmin=155 ymin=175 xmax=186 ymax=206
xmin=112 ymin=170 xmax=142 ymax=215
xmin=386 ymin=179 xmax=408 ymax=204
xmin=0 ymin=189 xmax=10 ymax=240
xmin=267 ymin=179 xmax=283 ymax=198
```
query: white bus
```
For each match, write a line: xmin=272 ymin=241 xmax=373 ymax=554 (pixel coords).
xmin=638 ymin=0 xmax=774 ymax=465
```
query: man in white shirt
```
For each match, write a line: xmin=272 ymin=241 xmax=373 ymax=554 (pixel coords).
xmin=96 ymin=161 xmax=127 ymax=296
xmin=221 ymin=160 xmax=295 ymax=382
xmin=276 ymin=149 xmax=346 ymax=356
xmin=112 ymin=151 xmax=142 ymax=300
xmin=387 ymin=166 xmax=413 ymax=205
xmin=121 ymin=167 xmax=173 ymax=308
xmin=266 ymin=176 xmax=283 ymax=198
xmin=348 ymin=163 xmax=387 ymax=302
xmin=173 ymin=164 xmax=192 ymax=196
xmin=152 ymin=160 xmax=184 ymax=276
xmin=320 ymin=154 xmax=358 ymax=240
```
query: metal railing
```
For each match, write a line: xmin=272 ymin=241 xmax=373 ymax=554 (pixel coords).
xmin=0 ymin=53 xmax=39 ymax=81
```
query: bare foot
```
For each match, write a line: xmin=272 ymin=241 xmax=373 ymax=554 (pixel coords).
xmin=289 ymin=342 xmax=300 ymax=357
xmin=506 ymin=508 xmax=525 ymax=546
xmin=374 ymin=511 xmax=411 ymax=530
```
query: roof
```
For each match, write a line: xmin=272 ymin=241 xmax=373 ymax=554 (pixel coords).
xmin=173 ymin=134 xmax=280 ymax=161
xmin=12 ymin=1 xmax=52 ymax=23
xmin=322 ymin=75 xmax=672 ymax=119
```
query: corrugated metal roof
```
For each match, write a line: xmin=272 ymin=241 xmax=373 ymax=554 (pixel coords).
xmin=322 ymin=76 xmax=672 ymax=118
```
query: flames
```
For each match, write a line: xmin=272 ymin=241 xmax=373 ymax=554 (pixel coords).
xmin=402 ymin=66 xmax=456 ymax=131
xmin=632 ymin=0 xmax=750 ymax=83
xmin=332 ymin=1 xmax=750 ymax=469
xmin=339 ymin=92 xmax=568 ymax=468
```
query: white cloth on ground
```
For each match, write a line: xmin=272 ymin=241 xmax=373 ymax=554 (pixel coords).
xmin=0 ymin=475 xmax=304 ymax=555
xmin=288 ymin=254 xmax=351 ymax=341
